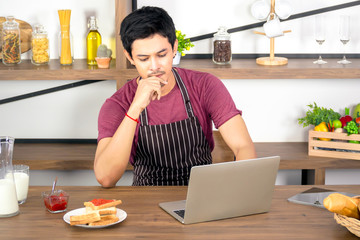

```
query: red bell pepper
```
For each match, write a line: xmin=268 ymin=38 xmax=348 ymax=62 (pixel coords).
xmin=340 ymin=107 xmax=353 ymax=127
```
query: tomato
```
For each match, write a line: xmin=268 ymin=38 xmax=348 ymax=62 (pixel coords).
xmin=356 ymin=117 xmax=360 ymax=124
xmin=332 ymin=119 xmax=342 ymax=129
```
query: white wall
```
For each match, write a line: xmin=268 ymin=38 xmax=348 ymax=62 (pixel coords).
xmin=138 ymin=0 xmax=360 ymax=55
xmin=1 ymin=0 xmax=360 ymax=185
xmin=0 ymin=0 xmax=116 ymax=60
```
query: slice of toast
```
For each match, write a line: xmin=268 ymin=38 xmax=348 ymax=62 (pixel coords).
xmin=85 ymin=206 xmax=117 ymax=215
xmin=88 ymin=215 xmax=119 ymax=226
xmin=84 ymin=199 xmax=122 ymax=210
xmin=70 ymin=212 xmax=101 ymax=226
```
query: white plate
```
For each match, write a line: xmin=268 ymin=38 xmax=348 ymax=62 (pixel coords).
xmin=63 ymin=207 xmax=127 ymax=228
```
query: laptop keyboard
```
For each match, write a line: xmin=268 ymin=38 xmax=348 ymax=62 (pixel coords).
xmin=174 ymin=209 xmax=185 ymax=219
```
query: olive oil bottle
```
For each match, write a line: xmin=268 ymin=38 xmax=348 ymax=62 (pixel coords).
xmin=87 ymin=16 xmax=101 ymax=65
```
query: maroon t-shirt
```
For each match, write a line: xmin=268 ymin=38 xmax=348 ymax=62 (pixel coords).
xmin=97 ymin=67 xmax=241 ymax=164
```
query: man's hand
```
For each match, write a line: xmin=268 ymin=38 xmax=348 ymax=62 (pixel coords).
xmin=132 ymin=76 xmax=168 ymax=112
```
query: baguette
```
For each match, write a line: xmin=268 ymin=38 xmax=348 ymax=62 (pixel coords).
xmin=323 ymin=193 xmax=360 ymax=219
xmin=88 ymin=215 xmax=119 ymax=226
xmin=84 ymin=199 xmax=122 ymax=210
xmin=70 ymin=212 xmax=101 ymax=226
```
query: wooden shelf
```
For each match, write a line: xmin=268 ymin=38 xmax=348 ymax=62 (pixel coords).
xmin=176 ymin=58 xmax=360 ymax=79
xmin=1 ymin=59 xmax=359 ymax=82
xmin=115 ymin=58 xmax=360 ymax=84
xmin=0 ymin=59 xmax=118 ymax=81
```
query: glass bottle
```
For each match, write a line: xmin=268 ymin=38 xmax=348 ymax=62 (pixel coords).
xmin=2 ymin=16 xmax=21 ymax=65
xmin=58 ymin=31 xmax=74 ymax=65
xmin=212 ymin=26 xmax=232 ymax=65
xmin=87 ymin=16 xmax=102 ymax=65
xmin=58 ymin=9 xmax=73 ymax=65
xmin=31 ymin=24 xmax=50 ymax=65
xmin=0 ymin=136 xmax=20 ymax=218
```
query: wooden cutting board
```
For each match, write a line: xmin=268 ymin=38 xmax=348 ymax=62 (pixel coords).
xmin=0 ymin=17 xmax=32 ymax=59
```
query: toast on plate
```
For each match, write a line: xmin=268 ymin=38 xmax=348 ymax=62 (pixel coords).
xmin=84 ymin=199 xmax=122 ymax=210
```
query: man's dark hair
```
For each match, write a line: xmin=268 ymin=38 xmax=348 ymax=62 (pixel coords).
xmin=120 ymin=6 xmax=176 ymax=58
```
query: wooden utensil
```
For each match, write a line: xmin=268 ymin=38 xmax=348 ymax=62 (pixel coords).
xmin=0 ymin=17 xmax=32 ymax=59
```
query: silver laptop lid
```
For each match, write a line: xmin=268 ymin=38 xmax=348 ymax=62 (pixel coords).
xmin=183 ymin=156 xmax=280 ymax=224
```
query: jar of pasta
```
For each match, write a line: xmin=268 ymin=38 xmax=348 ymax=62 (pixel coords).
xmin=31 ymin=24 xmax=49 ymax=65
xmin=2 ymin=16 xmax=21 ymax=65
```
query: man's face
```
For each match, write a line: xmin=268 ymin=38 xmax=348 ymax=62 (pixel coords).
xmin=125 ymin=34 xmax=178 ymax=84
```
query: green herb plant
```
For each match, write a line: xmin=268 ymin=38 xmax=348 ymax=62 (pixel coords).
xmin=176 ymin=30 xmax=194 ymax=56
xmin=298 ymin=102 xmax=341 ymax=127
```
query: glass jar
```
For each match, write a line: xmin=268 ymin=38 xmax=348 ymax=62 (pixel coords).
xmin=212 ymin=26 xmax=232 ymax=65
xmin=31 ymin=25 xmax=50 ymax=65
xmin=2 ymin=16 xmax=21 ymax=65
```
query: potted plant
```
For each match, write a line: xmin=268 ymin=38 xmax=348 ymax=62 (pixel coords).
xmin=95 ymin=44 xmax=112 ymax=69
xmin=173 ymin=30 xmax=194 ymax=65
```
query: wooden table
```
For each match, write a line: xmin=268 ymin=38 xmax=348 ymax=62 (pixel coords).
xmin=13 ymin=137 xmax=360 ymax=185
xmin=254 ymin=142 xmax=360 ymax=185
xmin=213 ymin=132 xmax=360 ymax=185
xmin=2 ymin=185 xmax=360 ymax=239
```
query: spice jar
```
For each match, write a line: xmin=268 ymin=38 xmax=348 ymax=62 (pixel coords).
xmin=31 ymin=25 xmax=50 ymax=65
xmin=212 ymin=26 xmax=232 ymax=65
xmin=2 ymin=16 xmax=21 ymax=65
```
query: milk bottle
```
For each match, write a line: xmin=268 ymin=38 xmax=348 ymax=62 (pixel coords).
xmin=0 ymin=136 xmax=19 ymax=217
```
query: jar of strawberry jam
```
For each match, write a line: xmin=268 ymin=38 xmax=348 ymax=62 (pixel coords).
xmin=42 ymin=190 xmax=69 ymax=213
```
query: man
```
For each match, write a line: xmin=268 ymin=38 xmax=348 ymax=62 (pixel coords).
xmin=94 ymin=6 xmax=256 ymax=187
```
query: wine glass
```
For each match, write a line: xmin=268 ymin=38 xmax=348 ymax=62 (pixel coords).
xmin=337 ymin=15 xmax=351 ymax=64
xmin=313 ymin=15 xmax=327 ymax=64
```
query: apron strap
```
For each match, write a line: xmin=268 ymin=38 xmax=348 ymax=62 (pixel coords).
xmin=172 ymin=68 xmax=195 ymax=119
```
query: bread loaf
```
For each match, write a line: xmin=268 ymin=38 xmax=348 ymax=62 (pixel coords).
xmin=323 ymin=193 xmax=360 ymax=219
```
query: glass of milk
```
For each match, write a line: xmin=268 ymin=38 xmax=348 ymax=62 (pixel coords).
xmin=13 ymin=165 xmax=30 ymax=204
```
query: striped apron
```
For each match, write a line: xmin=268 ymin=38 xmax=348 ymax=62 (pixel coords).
xmin=133 ymin=69 xmax=212 ymax=186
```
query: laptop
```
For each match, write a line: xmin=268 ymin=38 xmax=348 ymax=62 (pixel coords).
xmin=159 ymin=156 xmax=280 ymax=224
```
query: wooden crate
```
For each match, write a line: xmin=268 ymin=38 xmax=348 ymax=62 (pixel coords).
xmin=308 ymin=130 xmax=360 ymax=160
